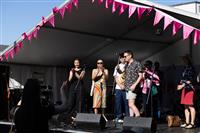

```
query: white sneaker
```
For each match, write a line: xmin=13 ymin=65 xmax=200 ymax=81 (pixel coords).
xmin=117 ymin=119 xmax=124 ymax=123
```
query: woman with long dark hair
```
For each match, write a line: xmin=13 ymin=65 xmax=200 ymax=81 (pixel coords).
xmin=177 ymin=54 xmax=196 ymax=129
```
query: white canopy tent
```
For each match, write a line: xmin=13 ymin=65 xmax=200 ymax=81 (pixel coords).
xmin=0 ymin=0 xmax=200 ymax=101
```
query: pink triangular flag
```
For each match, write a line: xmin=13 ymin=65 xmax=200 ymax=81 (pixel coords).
xmin=65 ymin=2 xmax=72 ymax=12
xmin=18 ymin=41 xmax=23 ymax=49
xmin=105 ymin=0 xmax=113 ymax=9
xmin=53 ymin=7 xmax=59 ymax=14
xmin=0 ymin=56 xmax=2 ymax=61
xmin=5 ymin=51 xmax=9 ymax=60
xmin=153 ymin=11 xmax=163 ymax=26
xmin=59 ymin=6 xmax=66 ymax=19
xmin=42 ymin=16 xmax=47 ymax=26
xmin=22 ymin=33 xmax=27 ymax=40
xmin=172 ymin=21 xmax=182 ymax=36
xmin=183 ymin=25 xmax=194 ymax=40
xmin=48 ymin=15 xmax=55 ymax=27
xmin=27 ymin=34 xmax=33 ymax=42
xmin=98 ymin=0 xmax=104 ymax=4
xmin=119 ymin=4 xmax=128 ymax=15
xmin=36 ymin=25 xmax=41 ymax=31
xmin=137 ymin=7 xmax=146 ymax=20
xmin=14 ymin=44 xmax=19 ymax=54
xmin=128 ymin=5 xmax=137 ymax=18
xmin=9 ymin=49 xmax=14 ymax=59
xmin=193 ymin=30 xmax=200 ymax=45
xmin=112 ymin=1 xmax=120 ymax=13
xmin=164 ymin=16 xmax=172 ymax=30
xmin=72 ymin=0 xmax=78 ymax=8
xmin=32 ymin=29 xmax=38 ymax=39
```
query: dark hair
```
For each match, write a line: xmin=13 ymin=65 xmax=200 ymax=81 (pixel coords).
xmin=144 ymin=60 xmax=153 ymax=69
xmin=119 ymin=52 xmax=124 ymax=58
xmin=124 ymin=50 xmax=134 ymax=58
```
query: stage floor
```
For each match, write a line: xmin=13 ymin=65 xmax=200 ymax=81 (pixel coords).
xmin=49 ymin=121 xmax=200 ymax=133
xmin=0 ymin=120 xmax=200 ymax=133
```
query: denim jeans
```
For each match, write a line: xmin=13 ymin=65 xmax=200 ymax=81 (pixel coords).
xmin=115 ymin=89 xmax=129 ymax=119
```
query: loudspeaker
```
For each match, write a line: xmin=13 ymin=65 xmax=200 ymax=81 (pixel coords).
xmin=75 ymin=113 xmax=106 ymax=130
xmin=123 ymin=117 xmax=155 ymax=133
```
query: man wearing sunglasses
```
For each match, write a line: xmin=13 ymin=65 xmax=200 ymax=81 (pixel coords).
xmin=124 ymin=50 xmax=143 ymax=117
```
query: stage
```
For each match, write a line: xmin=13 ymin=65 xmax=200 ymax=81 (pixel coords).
xmin=0 ymin=120 xmax=200 ymax=133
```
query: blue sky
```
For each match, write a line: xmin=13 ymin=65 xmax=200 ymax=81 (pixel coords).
xmin=0 ymin=0 xmax=199 ymax=45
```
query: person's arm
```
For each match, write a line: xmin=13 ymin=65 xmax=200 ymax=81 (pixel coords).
xmin=177 ymin=84 xmax=185 ymax=90
xmin=130 ymin=72 xmax=143 ymax=91
xmin=75 ymin=70 xmax=85 ymax=80
xmin=92 ymin=69 xmax=97 ymax=80
xmin=115 ymin=76 xmax=125 ymax=90
xmin=103 ymin=69 xmax=109 ymax=80
xmin=68 ymin=70 xmax=74 ymax=82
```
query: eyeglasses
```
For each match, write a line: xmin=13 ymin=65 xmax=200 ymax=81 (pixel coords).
xmin=124 ymin=55 xmax=129 ymax=58
xmin=97 ymin=62 xmax=103 ymax=64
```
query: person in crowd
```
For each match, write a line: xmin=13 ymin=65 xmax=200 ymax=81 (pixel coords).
xmin=91 ymin=59 xmax=108 ymax=114
xmin=14 ymin=79 xmax=52 ymax=133
xmin=140 ymin=60 xmax=160 ymax=117
xmin=124 ymin=50 xmax=143 ymax=117
xmin=113 ymin=53 xmax=129 ymax=123
xmin=177 ymin=54 xmax=196 ymax=129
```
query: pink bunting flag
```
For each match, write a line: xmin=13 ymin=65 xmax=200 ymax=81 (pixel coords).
xmin=9 ymin=49 xmax=14 ymax=59
xmin=36 ymin=25 xmax=41 ymax=31
xmin=128 ymin=5 xmax=137 ymax=18
xmin=193 ymin=30 xmax=200 ymax=45
xmin=119 ymin=4 xmax=128 ymax=15
xmin=18 ymin=41 xmax=23 ymax=49
xmin=72 ymin=0 xmax=78 ymax=8
xmin=4 ymin=51 xmax=10 ymax=60
xmin=27 ymin=34 xmax=33 ymax=42
xmin=153 ymin=11 xmax=163 ymax=26
xmin=98 ymin=0 xmax=104 ymax=4
xmin=14 ymin=44 xmax=19 ymax=54
xmin=112 ymin=1 xmax=120 ymax=13
xmin=53 ymin=7 xmax=59 ymax=14
xmin=164 ymin=16 xmax=172 ymax=30
xmin=137 ymin=7 xmax=146 ymax=20
xmin=105 ymin=0 xmax=113 ymax=9
xmin=59 ymin=6 xmax=66 ymax=19
xmin=65 ymin=2 xmax=72 ymax=12
xmin=22 ymin=33 xmax=28 ymax=40
xmin=0 ymin=56 xmax=2 ymax=61
xmin=48 ymin=15 xmax=55 ymax=27
xmin=42 ymin=16 xmax=47 ymax=26
xmin=172 ymin=21 xmax=182 ymax=36
xmin=32 ymin=29 xmax=38 ymax=39
xmin=183 ymin=25 xmax=194 ymax=40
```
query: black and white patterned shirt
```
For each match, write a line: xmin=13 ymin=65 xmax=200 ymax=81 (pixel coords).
xmin=124 ymin=60 xmax=142 ymax=91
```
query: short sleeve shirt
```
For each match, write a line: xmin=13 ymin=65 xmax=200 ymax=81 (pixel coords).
xmin=124 ymin=60 xmax=142 ymax=91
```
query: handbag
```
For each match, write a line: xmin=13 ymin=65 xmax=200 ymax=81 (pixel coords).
xmin=166 ymin=115 xmax=181 ymax=127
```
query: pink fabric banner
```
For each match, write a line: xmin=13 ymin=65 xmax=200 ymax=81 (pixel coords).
xmin=119 ymin=4 xmax=128 ymax=15
xmin=112 ymin=1 xmax=120 ymax=13
xmin=9 ymin=49 xmax=14 ymax=59
xmin=4 ymin=51 xmax=10 ymax=60
xmin=32 ymin=29 xmax=38 ymax=39
xmin=48 ymin=15 xmax=55 ymax=27
xmin=36 ymin=25 xmax=41 ymax=30
xmin=183 ymin=25 xmax=194 ymax=40
xmin=14 ymin=44 xmax=19 ymax=54
xmin=153 ymin=11 xmax=163 ymax=26
xmin=65 ymin=2 xmax=72 ymax=12
xmin=172 ymin=21 xmax=182 ymax=36
xmin=18 ymin=41 xmax=23 ymax=49
xmin=137 ymin=7 xmax=146 ymax=20
xmin=128 ymin=5 xmax=137 ymax=18
xmin=59 ymin=6 xmax=66 ymax=19
xmin=105 ymin=0 xmax=113 ymax=9
xmin=146 ymin=7 xmax=153 ymax=16
xmin=164 ymin=16 xmax=172 ymax=30
xmin=72 ymin=0 xmax=78 ymax=8
xmin=193 ymin=30 xmax=200 ymax=45
xmin=53 ymin=7 xmax=59 ymax=14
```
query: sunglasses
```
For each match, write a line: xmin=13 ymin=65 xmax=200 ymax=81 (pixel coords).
xmin=97 ymin=62 xmax=103 ymax=64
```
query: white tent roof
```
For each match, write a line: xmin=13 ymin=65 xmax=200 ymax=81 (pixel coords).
xmin=1 ymin=0 xmax=200 ymax=68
